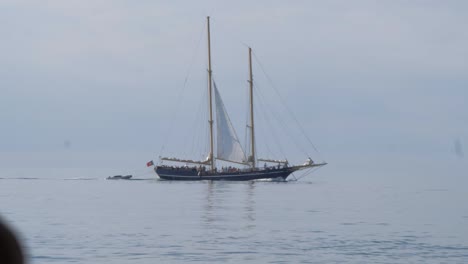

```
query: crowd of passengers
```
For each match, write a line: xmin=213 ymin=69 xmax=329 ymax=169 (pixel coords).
xmin=159 ymin=163 xmax=289 ymax=173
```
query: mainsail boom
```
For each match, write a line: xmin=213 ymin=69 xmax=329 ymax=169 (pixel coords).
xmin=160 ymin=157 xmax=211 ymax=165
xmin=216 ymin=158 xmax=249 ymax=166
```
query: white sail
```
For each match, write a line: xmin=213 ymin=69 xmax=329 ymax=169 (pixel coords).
xmin=214 ymin=82 xmax=247 ymax=164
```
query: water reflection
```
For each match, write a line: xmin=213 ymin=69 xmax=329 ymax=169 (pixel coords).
xmin=201 ymin=181 xmax=256 ymax=231
xmin=243 ymin=182 xmax=256 ymax=230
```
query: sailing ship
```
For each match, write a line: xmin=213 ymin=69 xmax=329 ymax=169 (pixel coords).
xmin=155 ymin=17 xmax=326 ymax=181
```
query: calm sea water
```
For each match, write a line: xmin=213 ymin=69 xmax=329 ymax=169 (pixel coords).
xmin=1 ymin=166 xmax=468 ymax=263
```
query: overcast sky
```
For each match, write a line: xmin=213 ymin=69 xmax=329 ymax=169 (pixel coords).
xmin=0 ymin=1 xmax=466 ymax=174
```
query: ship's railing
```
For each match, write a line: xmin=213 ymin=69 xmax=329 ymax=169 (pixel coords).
xmin=257 ymin=158 xmax=288 ymax=164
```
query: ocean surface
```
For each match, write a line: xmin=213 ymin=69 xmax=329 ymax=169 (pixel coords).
xmin=1 ymin=166 xmax=468 ymax=264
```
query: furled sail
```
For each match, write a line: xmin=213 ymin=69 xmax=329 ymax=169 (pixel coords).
xmin=214 ymin=82 xmax=246 ymax=164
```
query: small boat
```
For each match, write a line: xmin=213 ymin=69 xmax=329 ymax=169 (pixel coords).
xmin=106 ymin=175 xmax=132 ymax=180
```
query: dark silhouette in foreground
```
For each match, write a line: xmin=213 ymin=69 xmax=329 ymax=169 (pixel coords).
xmin=0 ymin=218 xmax=24 ymax=264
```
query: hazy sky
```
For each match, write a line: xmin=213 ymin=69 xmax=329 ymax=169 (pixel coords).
xmin=0 ymin=1 xmax=466 ymax=173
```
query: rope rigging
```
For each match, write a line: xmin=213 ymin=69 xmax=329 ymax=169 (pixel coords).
xmin=159 ymin=20 xmax=207 ymax=158
xmin=288 ymin=165 xmax=324 ymax=182
xmin=252 ymin=51 xmax=326 ymax=163
xmin=253 ymin=82 xmax=287 ymax=159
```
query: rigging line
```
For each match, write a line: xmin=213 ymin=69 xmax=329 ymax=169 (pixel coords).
xmin=254 ymin=78 xmax=298 ymax=159
xmin=288 ymin=168 xmax=311 ymax=182
xmin=252 ymin=52 xmax=325 ymax=161
xmin=254 ymin=79 xmax=309 ymax=158
xmin=289 ymin=173 xmax=298 ymax=182
xmin=255 ymin=104 xmax=274 ymax=159
xmin=256 ymin=83 xmax=288 ymax=159
xmin=253 ymin=84 xmax=286 ymax=158
xmin=296 ymin=166 xmax=323 ymax=181
xmin=189 ymin=85 xmax=208 ymax=157
xmin=202 ymin=93 xmax=210 ymax=160
xmin=187 ymin=23 xmax=208 ymax=158
xmin=251 ymin=64 xmax=309 ymax=159
xmin=159 ymin=21 xmax=206 ymax=155
xmin=184 ymin=21 xmax=207 ymax=87
xmin=201 ymin=73 xmax=210 ymax=160
xmin=256 ymin=63 xmax=315 ymax=159
xmin=253 ymin=87 xmax=277 ymax=158
xmin=252 ymin=83 xmax=272 ymax=158
xmin=189 ymin=73 xmax=209 ymax=159
xmin=298 ymin=167 xmax=314 ymax=180
xmin=200 ymin=98 xmax=208 ymax=159
xmin=243 ymin=82 xmax=252 ymax=158
xmin=251 ymin=83 xmax=271 ymax=158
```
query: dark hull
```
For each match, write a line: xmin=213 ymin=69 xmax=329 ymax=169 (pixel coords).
xmin=107 ymin=175 xmax=132 ymax=180
xmin=155 ymin=166 xmax=295 ymax=181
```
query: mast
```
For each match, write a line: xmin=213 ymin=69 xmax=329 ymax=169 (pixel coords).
xmin=248 ymin=47 xmax=256 ymax=168
xmin=207 ymin=16 xmax=215 ymax=171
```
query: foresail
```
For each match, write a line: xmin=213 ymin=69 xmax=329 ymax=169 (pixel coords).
xmin=214 ymin=82 xmax=247 ymax=164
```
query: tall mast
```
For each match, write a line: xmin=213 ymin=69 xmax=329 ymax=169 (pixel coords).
xmin=248 ymin=47 xmax=256 ymax=168
xmin=207 ymin=16 xmax=215 ymax=171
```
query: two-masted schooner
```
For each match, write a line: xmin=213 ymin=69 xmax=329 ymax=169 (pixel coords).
xmin=155 ymin=17 xmax=326 ymax=181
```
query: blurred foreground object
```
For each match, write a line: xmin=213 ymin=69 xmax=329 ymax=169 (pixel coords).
xmin=454 ymin=138 xmax=464 ymax=158
xmin=0 ymin=218 xmax=24 ymax=264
